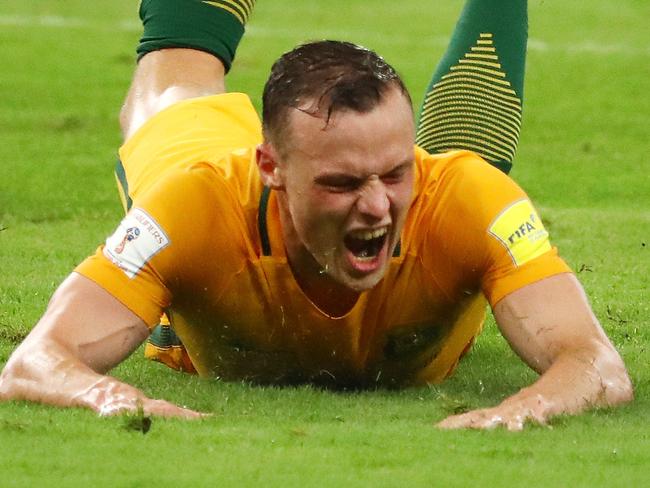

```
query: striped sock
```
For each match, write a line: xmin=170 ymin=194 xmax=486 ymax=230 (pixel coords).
xmin=416 ymin=0 xmax=527 ymax=174
xmin=137 ymin=0 xmax=256 ymax=72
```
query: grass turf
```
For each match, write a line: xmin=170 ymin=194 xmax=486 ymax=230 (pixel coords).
xmin=0 ymin=0 xmax=649 ymax=486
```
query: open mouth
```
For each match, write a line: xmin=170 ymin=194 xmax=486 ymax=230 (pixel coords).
xmin=344 ymin=227 xmax=389 ymax=261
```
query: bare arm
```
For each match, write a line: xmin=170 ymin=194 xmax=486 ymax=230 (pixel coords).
xmin=0 ymin=273 xmax=205 ymax=418
xmin=438 ymin=273 xmax=633 ymax=430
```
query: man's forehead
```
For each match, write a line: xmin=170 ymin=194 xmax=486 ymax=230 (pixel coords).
xmin=312 ymin=154 xmax=415 ymax=180
xmin=284 ymin=112 xmax=413 ymax=174
xmin=288 ymin=95 xmax=413 ymax=142
xmin=289 ymin=86 xmax=413 ymax=125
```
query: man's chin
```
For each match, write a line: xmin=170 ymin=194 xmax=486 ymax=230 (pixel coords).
xmin=344 ymin=275 xmax=383 ymax=292
xmin=336 ymin=263 xmax=388 ymax=292
xmin=313 ymin=244 xmax=391 ymax=292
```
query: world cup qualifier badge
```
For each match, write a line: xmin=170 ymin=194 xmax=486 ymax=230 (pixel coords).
xmin=103 ymin=208 xmax=170 ymax=279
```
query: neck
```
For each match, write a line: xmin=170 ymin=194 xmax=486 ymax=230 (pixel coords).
xmin=288 ymin=246 xmax=361 ymax=318
xmin=277 ymin=198 xmax=360 ymax=317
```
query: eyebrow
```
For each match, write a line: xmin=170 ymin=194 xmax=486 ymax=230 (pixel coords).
xmin=313 ymin=157 xmax=414 ymax=184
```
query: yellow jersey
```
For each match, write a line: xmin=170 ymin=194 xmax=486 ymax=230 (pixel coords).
xmin=76 ymin=93 xmax=571 ymax=387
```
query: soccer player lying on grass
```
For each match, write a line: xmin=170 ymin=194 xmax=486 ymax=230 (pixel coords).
xmin=0 ymin=0 xmax=633 ymax=430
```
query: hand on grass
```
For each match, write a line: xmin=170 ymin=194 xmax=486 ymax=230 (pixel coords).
xmin=98 ymin=396 xmax=209 ymax=419
xmin=440 ymin=273 xmax=634 ymax=432
xmin=76 ymin=376 xmax=209 ymax=419
xmin=436 ymin=393 xmax=553 ymax=431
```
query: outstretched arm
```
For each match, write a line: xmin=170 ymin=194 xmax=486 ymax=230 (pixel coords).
xmin=0 ymin=273 xmax=205 ymax=418
xmin=438 ymin=273 xmax=633 ymax=430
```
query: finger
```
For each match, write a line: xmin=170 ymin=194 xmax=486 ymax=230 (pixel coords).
xmin=436 ymin=410 xmax=496 ymax=430
xmin=97 ymin=399 xmax=140 ymax=417
xmin=505 ymin=414 xmax=525 ymax=432
xmin=529 ymin=397 xmax=552 ymax=426
xmin=437 ymin=412 xmax=482 ymax=429
xmin=505 ymin=409 xmax=548 ymax=431
xmin=142 ymin=399 xmax=211 ymax=419
xmin=97 ymin=397 xmax=209 ymax=419
xmin=438 ymin=407 xmax=534 ymax=431
xmin=438 ymin=402 xmax=552 ymax=431
xmin=436 ymin=412 xmax=471 ymax=429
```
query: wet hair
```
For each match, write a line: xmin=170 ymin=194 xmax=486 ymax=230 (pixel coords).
xmin=262 ymin=40 xmax=412 ymax=150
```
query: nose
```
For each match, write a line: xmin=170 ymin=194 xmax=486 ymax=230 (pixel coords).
xmin=356 ymin=176 xmax=389 ymax=221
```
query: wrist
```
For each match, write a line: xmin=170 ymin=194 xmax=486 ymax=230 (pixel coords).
xmin=71 ymin=375 xmax=143 ymax=415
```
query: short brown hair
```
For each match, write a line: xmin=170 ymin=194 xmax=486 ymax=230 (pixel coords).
xmin=262 ymin=40 xmax=411 ymax=148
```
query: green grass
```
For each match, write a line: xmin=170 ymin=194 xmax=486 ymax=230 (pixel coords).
xmin=1 ymin=0 xmax=649 ymax=486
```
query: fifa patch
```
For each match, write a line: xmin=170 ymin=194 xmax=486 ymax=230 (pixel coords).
xmin=103 ymin=208 xmax=170 ymax=278
xmin=488 ymin=199 xmax=551 ymax=267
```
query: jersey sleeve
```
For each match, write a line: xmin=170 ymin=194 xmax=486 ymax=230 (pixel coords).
xmin=75 ymin=164 xmax=248 ymax=327
xmin=422 ymin=151 xmax=572 ymax=307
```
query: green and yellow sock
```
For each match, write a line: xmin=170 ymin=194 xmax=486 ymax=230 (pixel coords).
xmin=137 ymin=0 xmax=256 ymax=72
xmin=146 ymin=319 xmax=197 ymax=374
xmin=416 ymin=0 xmax=527 ymax=174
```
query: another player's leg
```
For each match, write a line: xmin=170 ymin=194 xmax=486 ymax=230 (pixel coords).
xmin=120 ymin=0 xmax=256 ymax=140
xmin=416 ymin=0 xmax=527 ymax=174
xmin=120 ymin=49 xmax=227 ymax=141
xmin=116 ymin=0 xmax=257 ymax=373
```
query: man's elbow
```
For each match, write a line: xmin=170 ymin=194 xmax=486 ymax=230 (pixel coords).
xmin=0 ymin=346 xmax=30 ymax=401
xmin=0 ymin=337 xmax=63 ymax=403
xmin=593 ymin=340 xmax=634 ymax=407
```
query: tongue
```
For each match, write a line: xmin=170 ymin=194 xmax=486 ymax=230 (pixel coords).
xmin=345 ymin=235 xmax=384 ymax=258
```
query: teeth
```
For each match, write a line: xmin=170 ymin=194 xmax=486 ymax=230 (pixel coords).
xmin=348 ymin=227 xmax=388 ymax=241
xmin=356 ymin=249 xmax=374 ymax=261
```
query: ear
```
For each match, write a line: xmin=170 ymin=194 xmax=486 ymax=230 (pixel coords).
xmin=256 ymin=142 xmax=285 ymax=190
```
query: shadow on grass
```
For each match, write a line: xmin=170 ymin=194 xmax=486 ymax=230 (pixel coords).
xmin=106 ymin=325 xmax=540 ymax=424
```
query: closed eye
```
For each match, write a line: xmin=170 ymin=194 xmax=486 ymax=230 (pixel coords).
xmin=314 ymin=160 xmax=412 ymax=192
xmin=381 ymin=163 xmax=411 ymax=184
xmin=315 ymin=175 xmax=363 ymax=192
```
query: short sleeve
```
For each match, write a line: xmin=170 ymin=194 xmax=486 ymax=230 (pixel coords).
xmin=481 ymin=199 xmax=572 ymax=306
xmin=419 ymin=151 xmax=571 ymax=308
xmin=75 ymin=164 xmax=249 ymax=326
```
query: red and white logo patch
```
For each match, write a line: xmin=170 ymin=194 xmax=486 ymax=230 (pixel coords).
xmin=103 ymin=208 xmax=170 ymax=278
